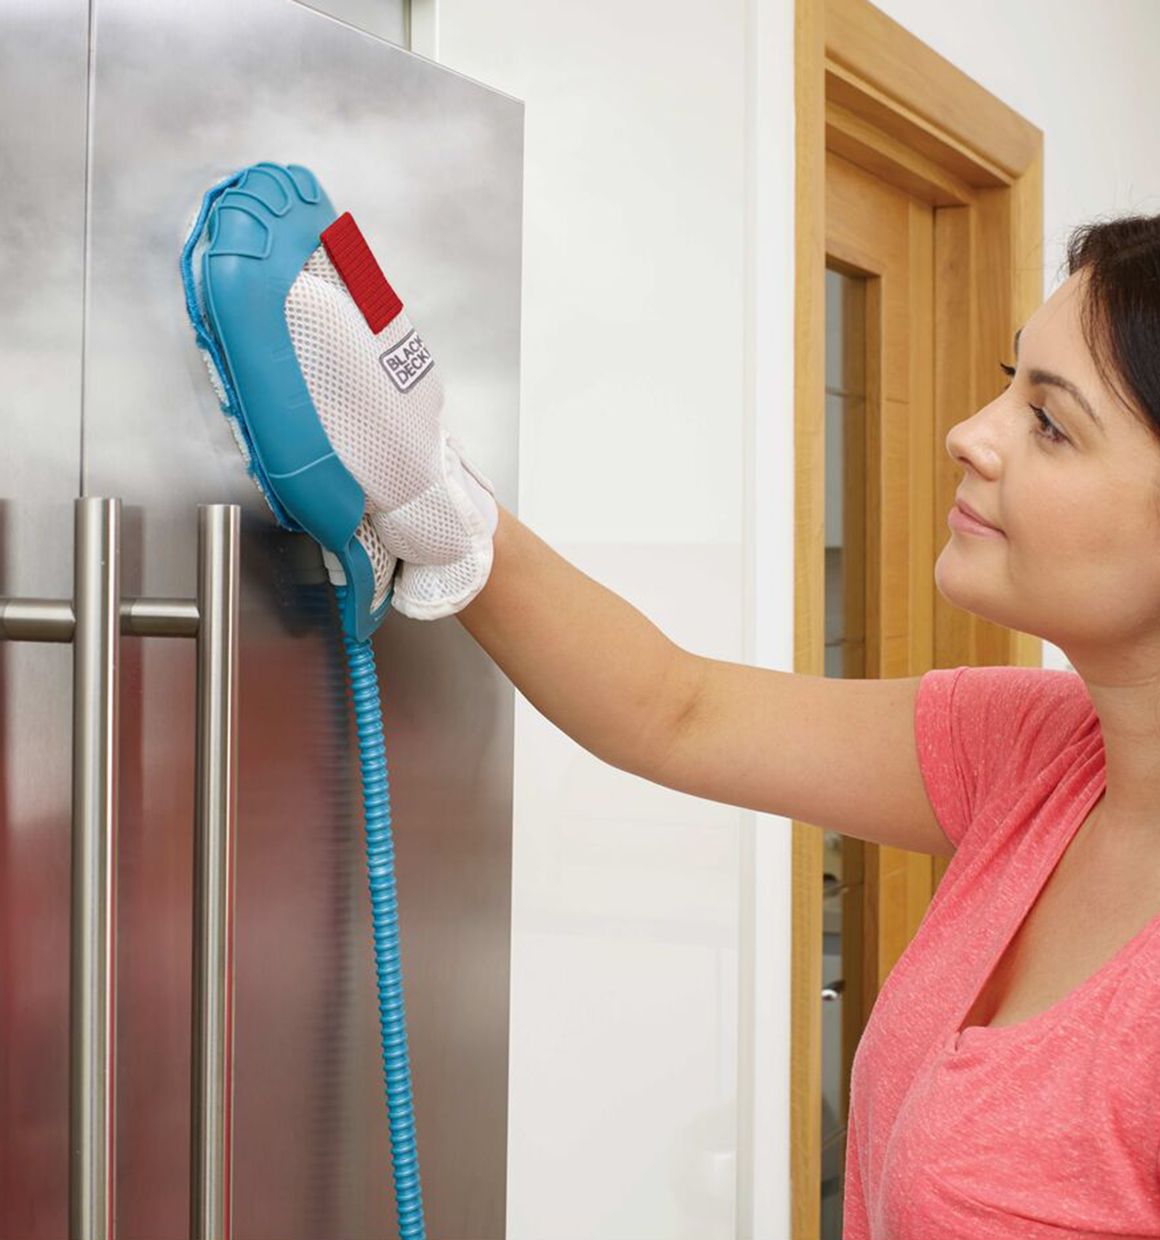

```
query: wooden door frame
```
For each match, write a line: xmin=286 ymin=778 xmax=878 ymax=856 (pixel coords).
xmin=792 ymin=1 xmax=1044 ymax=1235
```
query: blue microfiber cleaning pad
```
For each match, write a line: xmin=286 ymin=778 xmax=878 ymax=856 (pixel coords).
xmin=180 ymin=160 xmax=392 ymax=642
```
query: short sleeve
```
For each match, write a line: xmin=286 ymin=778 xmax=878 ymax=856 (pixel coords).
xmin=913 ymin=664 xmax=1094 ymax=850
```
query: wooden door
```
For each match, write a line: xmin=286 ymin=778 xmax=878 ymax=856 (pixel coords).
xmin=789 ymin=2 xmax=1044 ymax=1236
xmin=817 ymin=147 xmax=943 ymax=1236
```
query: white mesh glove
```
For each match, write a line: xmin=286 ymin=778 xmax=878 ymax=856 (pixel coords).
xmin=284 ymin=246 xmax=499 ymax=621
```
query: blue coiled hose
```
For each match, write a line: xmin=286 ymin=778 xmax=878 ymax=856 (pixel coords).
xmin=334 ymin=582 xmax=425 ymax=1240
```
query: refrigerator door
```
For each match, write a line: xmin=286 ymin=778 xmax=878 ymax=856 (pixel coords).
xmin=1 ymin=2 xmax=522 ymax=1238
xmin=0 ymin=0 xmax=90 ymax=1235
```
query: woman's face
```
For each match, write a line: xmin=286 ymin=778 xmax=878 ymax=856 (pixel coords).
xmin=936 ymin=269 xmax=1160 ymax=656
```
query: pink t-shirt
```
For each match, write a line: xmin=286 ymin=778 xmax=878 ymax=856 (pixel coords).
xmin=842 ymin=663 xmax=1160 ymax=1239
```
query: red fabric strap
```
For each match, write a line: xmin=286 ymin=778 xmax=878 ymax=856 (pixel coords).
xmin=319 ymin=211 xmax=404 ymax=334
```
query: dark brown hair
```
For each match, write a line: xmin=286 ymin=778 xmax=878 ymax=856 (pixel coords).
xmin=1064 ymin=215 xmax=1160 ymax=439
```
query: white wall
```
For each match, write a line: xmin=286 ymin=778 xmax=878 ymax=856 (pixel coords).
xmin=428 ymin=1 xmax=1160 ymax=1235
xmin=431 ymin=4 xmax=785 ymax=1236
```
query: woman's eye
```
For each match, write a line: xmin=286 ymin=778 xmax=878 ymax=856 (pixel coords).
xmin=1030 ymin=406 xmax=1066 ymax=445
xmin=998 ymin=361 xmax=1068 ymax=446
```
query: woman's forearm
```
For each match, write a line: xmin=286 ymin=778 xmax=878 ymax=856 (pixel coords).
xmin=456 ymin=504 xmax=702 ymax=779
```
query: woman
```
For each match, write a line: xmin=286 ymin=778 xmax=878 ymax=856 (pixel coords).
xmin=458 ymin=224 xmax=1160 ymax=1240
xmin=209 ymin=164 xmax=1160 ymax=1237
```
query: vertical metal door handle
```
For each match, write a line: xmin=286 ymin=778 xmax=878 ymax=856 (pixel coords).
xmin=190 ymin=504 xmax=241 ymax=1240
xmin=70 ymin=496 xmax=121 ymax=1240
xmin=1 ymin=498 xmax=241 ymax=1239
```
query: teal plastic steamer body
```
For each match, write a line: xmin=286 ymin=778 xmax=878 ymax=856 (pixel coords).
xmin=180 ymin=161 xmax=425 ymax=1240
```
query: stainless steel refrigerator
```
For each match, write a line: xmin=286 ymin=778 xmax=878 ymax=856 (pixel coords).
xmin=0 ymin=2 xmax=523 ymax=1236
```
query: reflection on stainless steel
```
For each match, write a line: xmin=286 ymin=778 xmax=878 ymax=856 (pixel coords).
xmin=3 ymin=1 xmax=520 ymax=1234
xmin=192 ymin=505 xmax=241 ymax=1240
xmin=0 ymin=2 xmax=87 ymax=1224
xmin=70 ymin=497 xmax=122 ymax=1240
xmin=291 ymin=0 xmax=407 ymax=45
xmin=84 ymin=3 xmax=522 ymax=1238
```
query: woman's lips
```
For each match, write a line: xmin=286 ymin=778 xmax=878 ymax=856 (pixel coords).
xmin=950 ymin=502 xmax=1006 ymax=538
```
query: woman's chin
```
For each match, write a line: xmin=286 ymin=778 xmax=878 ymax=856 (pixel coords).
xmin=934 ymin=553 xmax=1005 ymax=624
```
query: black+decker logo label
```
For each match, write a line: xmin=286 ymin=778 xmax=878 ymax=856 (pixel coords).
xmin=379 ymin=329 xmax=434 ymax=393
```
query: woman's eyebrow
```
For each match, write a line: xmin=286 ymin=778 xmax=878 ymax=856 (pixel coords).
xmin=1014 ymin=327 xmax=1106 ymax=435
